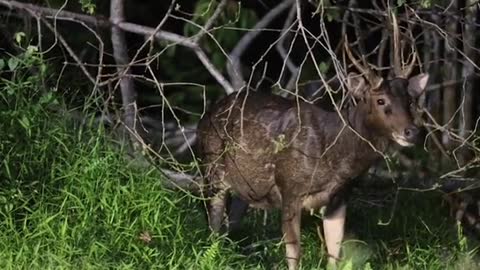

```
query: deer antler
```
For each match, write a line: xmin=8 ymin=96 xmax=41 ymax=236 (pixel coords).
xmin=391 ymin=11 xmax=417 ymax=78
xmin=344 ymin=35 xmax=383 ymax=89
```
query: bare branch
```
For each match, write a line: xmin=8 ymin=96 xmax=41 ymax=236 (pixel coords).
xmin=276 ymin=5 xmax=299 ymax=90
xmin=193 ymin=0 xmax=228 ymax=43
xmin=37 ymin=16 xmax=96 ymax=85
xmin=227 ymin=0 xmax=294 ymax=90
xmin=0 ymin=0 xmax=234 ymax=94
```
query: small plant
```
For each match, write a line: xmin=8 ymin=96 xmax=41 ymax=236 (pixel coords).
xmin=272 ymin=134 xmax=287 ymax=153
xmin=79 ymin=0 xmax=96 ymax=14
xmin=457 ymin=221 xmax=468 ymax=252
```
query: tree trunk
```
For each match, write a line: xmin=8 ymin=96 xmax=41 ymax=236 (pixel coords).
xmin=442 ymin=2 xmax=458 ymax=152
xmin=429 ymin=16 xmax=441 ymax=123
xmin=458 ymin=0 xmax=477 ymax=164
xmin=110 ymin=0 xmax=141 ymax=149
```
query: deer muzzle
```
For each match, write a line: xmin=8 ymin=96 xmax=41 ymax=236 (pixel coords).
xmin=392 ymin=125 xmax=419 ymax=147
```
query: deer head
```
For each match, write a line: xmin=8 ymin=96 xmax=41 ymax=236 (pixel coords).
xmin=344 ymin=12 xmax=429 ymax=147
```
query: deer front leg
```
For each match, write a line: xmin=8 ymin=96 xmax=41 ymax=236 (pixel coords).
xmin=208 ymin=186 xmax=228 ymax=233
xmin=204 ymin=165 xmax=230 ymax=233
xmin=323 ymin=203 xmax=346 ymax=265
xmin=282 ymin=200 xmax=302 ymax=270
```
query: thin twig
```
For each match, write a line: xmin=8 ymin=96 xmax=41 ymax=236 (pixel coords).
xmin=226 ymin=0 xmax=294 ymax=90
xmin=38 ymin=16 xmax=96 ymax=85
xmin=0 ymin=0 xmax=234 ymax=94
xmin=193 ymin=0 xmax=228 ymax=42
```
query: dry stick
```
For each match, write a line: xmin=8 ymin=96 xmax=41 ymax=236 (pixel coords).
xmin=0 ymin=0 xmax=234 ymax=95
xmin=351 ymin=0 xmax=367 ymax=62
xmin=324 ymin=4 xmax=480 ymax=28
xmin=36 ymin=16 xmax=96 ymax=85
xmin=120 ymin=21 xmax=234 ymax=94
xmin=283 ymin=28 xmax=302 ymax=92
xmin=226 ymin=0 xmax=294 ymax=90
xmin=144 ymin=66 xmax=204 ymax=193
xmin=408 ymin=8 xmax=480 ymax=166
xmin=377 ymin=29 xmax=388 ymax=68
xmin=426 ymin=74 xmax=476 ymax=92
xmin=193 ymin=0 xmax=228 ymax=43
xmin=275 ymin=5 xmax=298 ymax=90
xmin=121 ymin=0 xmax=177 ymax=147
xmin=123 ymin=4 xmax=206 ymax=181
xmin=295 ymin=1 xmax=353 ymax=161
xmin=53 ymin=15 xmax=106 ymax=109
xmin=408 ymin=7 xmax=480 ymax=71
xmin=37 ymin=0 xmax=66 ymax=55
xmin=144 ymin=0 xmax=176 ymax=61
xmin=18 ymin=2 xmax=94 ymax=88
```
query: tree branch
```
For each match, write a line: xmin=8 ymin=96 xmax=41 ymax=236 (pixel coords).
xmin=193 ymin=0 xmax=228 ymax=43
xmin=276 ymin=5 xmax=299 ymax=90
xmin=0 ymin=0 xmax=234 ymax=94
xmin=226 ymin=0 xmax=294 ymax=90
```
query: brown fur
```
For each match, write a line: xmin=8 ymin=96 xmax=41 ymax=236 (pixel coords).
xmin=197 ymin=75 xmax=427 ymax=269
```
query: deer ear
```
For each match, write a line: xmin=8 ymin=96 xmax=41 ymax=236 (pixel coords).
xmin=347 ymin=72 xmax=367 ymax=98
xmin=408 ymin=73 xmax=429 ymax=98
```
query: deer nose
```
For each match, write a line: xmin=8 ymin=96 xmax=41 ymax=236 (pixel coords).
xmin=404 ymin=126 xmax=419 ymax=141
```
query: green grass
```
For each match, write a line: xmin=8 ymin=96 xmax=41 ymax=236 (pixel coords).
xmin=1 ymin=51 xmax=479 ymax=269
xmin=0 ymin=98 xmax=252 ymax=269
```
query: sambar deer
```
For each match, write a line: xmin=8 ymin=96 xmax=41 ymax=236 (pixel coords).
xmin=196 ymin=16 xmax=429 ymax=270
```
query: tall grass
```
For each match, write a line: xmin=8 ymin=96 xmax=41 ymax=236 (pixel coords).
xmin=0 ymin=48 xmax=252 ymax=269
xmin=0 ymin=47 xmax=478 ymax=269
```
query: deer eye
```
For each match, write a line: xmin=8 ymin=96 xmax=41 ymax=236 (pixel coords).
xmin=376 ymin=99 xmax=385 ymax=105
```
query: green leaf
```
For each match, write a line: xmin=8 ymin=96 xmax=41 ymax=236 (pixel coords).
xmin=6 ymin=87 xmax=15 ymax=96
xmin=19 ymin=115 xmax=31 ymax=135
xmin=420 ymin=0 xmax=432 ymax=8
xmin=39 ymin=92 xmax=54 ymax=105
xmin=342 ymin=259 xmax=353 ymax=270
xmin=79 ymin=0 xmax=96 ymax=14
xmin=40 ymin=64 xmax=47 ymax=75
xmin=0 ymin=59 xmax=5 ymax=70
xmin=14 ymin=32 xmax=26 ymax=45
xmin=8 ymin=57 xmax=19 ymax=71
xmin=26 ymin=45 xmax=39 ymax=55
xmin=319 ymin=62 xmax=330 ymax=74
xmin=325 ymin=9 xmax=340 ymax=22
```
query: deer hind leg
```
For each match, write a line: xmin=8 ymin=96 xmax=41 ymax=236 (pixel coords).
xmin=282 ymin=200 xmax=302 ymax=270
xmin=227 ymin=196 xmax=249 ymax=232
xmin=323 ymin=203 xmax=346 ymax=265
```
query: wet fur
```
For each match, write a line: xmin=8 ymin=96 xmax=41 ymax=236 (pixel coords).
xmin=197 ymin=76 xmax=425 ymax=269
